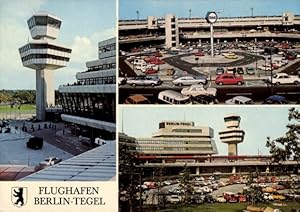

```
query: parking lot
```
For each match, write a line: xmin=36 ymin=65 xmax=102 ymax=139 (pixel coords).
xmin=119 ymin=41 xmax=300 ymax=104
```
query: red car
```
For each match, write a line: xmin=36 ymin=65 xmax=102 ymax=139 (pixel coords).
xmin=215 ymin=73 xmax=244 ymax=86
xmin=145 ymin=68 xmax=158 ymax=74
xmin=194 ymin=51 xmax=205 ymax=56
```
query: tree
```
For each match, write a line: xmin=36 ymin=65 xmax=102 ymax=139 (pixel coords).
xmin=265 ymin=107 xmax=300 ymax=207
xmin=0 ymin=91 xmax=12 ymax=103
xmin=244 ymin=169 xmax=264 ymax=205
xmin=119 ymin=133 xmax=141 ymax=212
xmin=179 ymin=165 xmax=194 ymax=205
xmin=266 ymin=107 xmax=299 ymax=174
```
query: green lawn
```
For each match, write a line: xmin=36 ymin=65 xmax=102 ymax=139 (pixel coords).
xmin=147 ymin=202 xmax=300 ymax=212
xmin=0 ymin=104 xmax=35 ymax=113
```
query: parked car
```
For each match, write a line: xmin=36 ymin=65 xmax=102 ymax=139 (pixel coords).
xmin=246 ymin=67 xmax=255 ymax=75
xmin=216 ymin=67 xmax=225 ymax=75
xmin=192 ymin=95 xmax=218 ymax=104
xmin=267 ymin=73 xmax=299 ymax=85
xmin=124 ymin=95 xmax=151 ymax=104
xmin=26 ymin=137 xmax=43 ymax=149
xmin=126 ymin=76 xmax=162 ymax=87
xmin=263 ymin=95 xmax=288 ymax=104
xmin=215 ymin=195 xmax=226 ymax=203
xmin=223 ymin=192 xmax=238 ymax=203
xmin=181 ymin=84 xmax=217 ymax=97
xmin=172 ymin=75 xmax=207 ymax=86
xmin=194 ymin=51 xmax=205 ymax=56
xmin=167 ymin=195 xmax=181 ymax=204
xmin=237 ymin=67 xmax=244 ymax=74
xmin=225 ymin=96 xmax=254 ymax=105
xmin=118 ymin=77 xmax=127 ymax=85
xmin=39 ymin=156 xmax=62 ymax=166
xmin=215 ymin=73 xmax=244 ymax=86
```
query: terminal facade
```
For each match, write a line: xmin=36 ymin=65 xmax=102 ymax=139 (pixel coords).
xmin=59 ymin=38 xmax=116 ymax=140
xmin=120 ymin=116 xmax=298 ymax=176
xmin=119 ymin=12 xmax=300 ymax=49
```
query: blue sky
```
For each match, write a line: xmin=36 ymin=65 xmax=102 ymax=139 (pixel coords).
xmin=119 ymin=0 xmax=300 ymax=19
xmin=119 ymin=106 xmax=300 ymax=155
xmin=0 ymin=0 xmax=115 ymax=89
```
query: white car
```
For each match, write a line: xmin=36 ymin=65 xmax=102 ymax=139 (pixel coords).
xmin=126 ymin=76 xmax=162 ymax=87
xmin=181 ymin=84 xmax=217 ymax=97
xmin=258 ymin=65 xmax=271 ymax=71
xmin=268 ymin=73 xmax=299 ymax=85
xmin=167 ymin=195 xmax=180 ymax=204
xmin=225 ymin=96 xmax=254 ymax=105
xmin=215 ymin=195 xmax=227 ymax=203
xmin=172 ymin=75 xmax=207 ymax=86
xmin=40 ymin=157 xmax=62 ymax=166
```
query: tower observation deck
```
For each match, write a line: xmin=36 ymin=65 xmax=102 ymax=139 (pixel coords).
xmin=19 ymin=12 xmax=72 ymax=120
xmin=219 ymin=114 xmax=245 ymax=156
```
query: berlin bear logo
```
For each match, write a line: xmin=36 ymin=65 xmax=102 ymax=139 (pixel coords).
xmin=11 ymin=187 xmax=27 ymax=207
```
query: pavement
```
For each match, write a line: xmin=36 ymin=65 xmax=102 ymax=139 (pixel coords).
xmin=0 ymin=126 xmax=73 ymax=166
xmin=9 ymin=120 xmax=93 ymax=156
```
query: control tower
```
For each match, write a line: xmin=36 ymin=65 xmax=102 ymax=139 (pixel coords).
xmin=219 ymin=114 xmax=245 ymax=156
xmin=19 ymin=13 xmax=71 ymax=121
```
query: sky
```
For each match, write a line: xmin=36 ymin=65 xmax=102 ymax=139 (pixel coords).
xmin=119 ymin=0 xmax=300 ymax=19
xmin=0 ymin=0 xmax=116 ymax=90
xmin=119 ymin=106 xmax=300 ymax=155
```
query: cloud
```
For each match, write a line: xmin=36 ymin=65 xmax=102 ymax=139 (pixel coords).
xmin=0 ymin=0 xmax=48 ymax=89
xmin=69 ymin=27 xmax=115 ymax=64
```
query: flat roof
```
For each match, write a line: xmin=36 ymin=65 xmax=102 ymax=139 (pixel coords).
xmin=21 ymin=141 xmax=116 ymax=181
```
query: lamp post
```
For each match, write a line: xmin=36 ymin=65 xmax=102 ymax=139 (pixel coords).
xmin=205 ymin=12 xmax=218 ymax=57
xmin=136 ymin=10 xmax=139 ymax=20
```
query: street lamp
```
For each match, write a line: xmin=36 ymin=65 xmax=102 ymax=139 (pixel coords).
xmin=205 ymin=12 xmax=218 ymax=57
xmin=136 ymin=10 xmax=139 ymax=20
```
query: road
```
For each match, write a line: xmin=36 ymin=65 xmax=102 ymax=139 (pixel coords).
xmin=163 ymin=52 xmax=263 ymax=76
xmin=119 ymin=82 xmax=300 ymax=104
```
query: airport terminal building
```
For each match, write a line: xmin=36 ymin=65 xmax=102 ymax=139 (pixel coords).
xmin=119 ymin=12 xmax=300 ymax=49
xmin=120 ymin=118 xmax=298 ymax=176
xmin=59 ymin=38 xmax=116 ymax=140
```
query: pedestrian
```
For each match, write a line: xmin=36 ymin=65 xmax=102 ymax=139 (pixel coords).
xmin=62 ymin=129 xmax=65 ymax=135
xmin=38 ymin=124 xmax=41 ymax=130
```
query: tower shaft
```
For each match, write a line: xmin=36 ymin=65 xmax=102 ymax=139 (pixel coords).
xmin=36 ymin=69 xmax=54 ymax=120
xmin=228 ymin=143 xmax=238 ymax=156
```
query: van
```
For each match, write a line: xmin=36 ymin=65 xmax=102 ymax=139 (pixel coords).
xmin=158 ymin=90 xmax=191 ymax=104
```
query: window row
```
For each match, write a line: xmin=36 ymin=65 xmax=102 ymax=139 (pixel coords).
xmin=19 ymin=44 xmax=71 ymax=54
xmin=77 ymin=76 xmax=116 ymax=85
xmin=87 ymin=63 xmax=116 ymax=72
xmin=21 ymin=54 xmax=70 ymax=62
xmin=99 ymin=43 xmax=116 ymax=53
xmin=59 ymin=93 xmax=115 ymax=122
xmin=28 ymin=16 xmax=61 ymax=29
